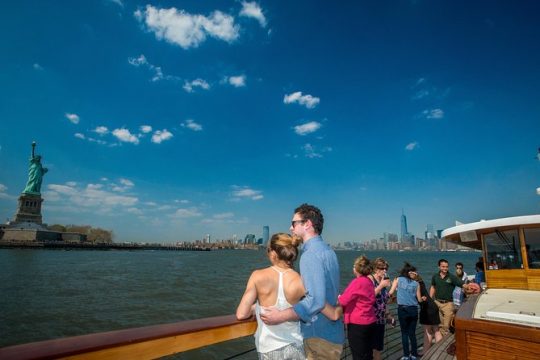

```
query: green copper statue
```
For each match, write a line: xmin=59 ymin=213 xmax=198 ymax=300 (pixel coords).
xmin=22 ymin=142 xmax=48 ymax=195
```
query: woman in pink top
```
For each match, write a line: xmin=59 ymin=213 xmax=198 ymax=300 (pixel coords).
xmin=330 ymin=255 xmax=376 ymax=360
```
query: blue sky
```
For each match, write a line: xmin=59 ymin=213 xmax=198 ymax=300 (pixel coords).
xmin=1 ymin=1 xmax=539 ymax=244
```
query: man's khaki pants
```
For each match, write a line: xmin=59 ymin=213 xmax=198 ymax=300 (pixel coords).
xmin=435 ymin=300 xmax=455 ymax=336
xmin=304 ymin=338 xmax=343 ymax=360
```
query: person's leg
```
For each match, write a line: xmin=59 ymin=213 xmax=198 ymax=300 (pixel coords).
xmin=347 ymin=323 xmax=374 ymax=360
xmin=372 ymin=323 xmax=385 ymax=360
xmin=304 ymin=337 xmax=343 ymax=360
xmin=423 ymin=325 xmax=433 ymax=353
xmin=441 ymin=302 xmax=454 ymax=336
xmin=407 ymin=308 xmax=419 ymax=357
xmin=397 ymin=307 xmax=410 ymax=357
xmin=434 ymin=326 xmax=443 ymax=343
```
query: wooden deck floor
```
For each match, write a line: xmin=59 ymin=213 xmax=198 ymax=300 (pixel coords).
xmin=421 ymin=333 xmax=456 ymax=360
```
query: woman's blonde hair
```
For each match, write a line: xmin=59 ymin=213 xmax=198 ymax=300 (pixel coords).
xmin=268 ymin=233 xmax=302 ymax=268
xmin=372 ymin=257 xmax=388 ymax=270
xmin=353 ymin=255 xmax=372 ymax=276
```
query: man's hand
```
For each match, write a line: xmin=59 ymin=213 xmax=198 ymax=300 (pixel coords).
xmin=260 ymin=306 xmax=299 ymax=325
xmin=259 ymin=306 xmax=284 ymax=325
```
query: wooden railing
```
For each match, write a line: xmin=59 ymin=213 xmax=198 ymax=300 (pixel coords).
xmin=0 ymin=315 xmax=257 ymax=360
xmin=0 ymin=312 xmax=424 ymax=360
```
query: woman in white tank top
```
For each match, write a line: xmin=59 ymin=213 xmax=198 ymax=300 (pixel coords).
xmin=236 ymin=233 xmax=305 ymax=359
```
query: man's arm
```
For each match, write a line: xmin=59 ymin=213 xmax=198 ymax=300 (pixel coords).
xmin=429 ymin=285 xmax=436 ymax=298
xmin=259 ymin=306 xmax=299 ymax=325
xmin=292 ymin=252 xmax=326 ymax=321
xmin=321 ymin=303 xmax=343 ymax=321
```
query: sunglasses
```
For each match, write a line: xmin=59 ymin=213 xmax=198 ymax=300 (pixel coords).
xmin=291 ymin=220 xmax=306 ymax=227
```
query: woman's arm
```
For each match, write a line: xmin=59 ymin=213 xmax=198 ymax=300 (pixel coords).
xmin=375 ymin=278 xmax=391 ymax=295
xmin=388 ymin=277 xmax=398 ymax=296
xmin=416 ymin=283 xmax=423 ymax=303
xmin=236 ymin=272 xmax=258 ymax=320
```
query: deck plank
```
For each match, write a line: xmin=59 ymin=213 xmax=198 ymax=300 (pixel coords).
xmin=421 ymin=333 xmax=456 ymax=360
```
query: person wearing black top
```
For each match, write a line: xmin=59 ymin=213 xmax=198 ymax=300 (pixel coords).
xmin=417 ymin=274 xmax=441 ymax=354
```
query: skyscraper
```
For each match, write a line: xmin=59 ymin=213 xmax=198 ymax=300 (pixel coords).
xmin=400 ymin=209 xmax=408 ymax=243
xmin=262 ymin=226 xmax=269 ymax=245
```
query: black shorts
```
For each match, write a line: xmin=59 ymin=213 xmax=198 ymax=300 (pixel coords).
xmin=372 ymin=323 xmax=385 ymax=351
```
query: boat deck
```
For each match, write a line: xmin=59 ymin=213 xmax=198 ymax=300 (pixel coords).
xmin=421 ymin=333 xmax=456 ymax=360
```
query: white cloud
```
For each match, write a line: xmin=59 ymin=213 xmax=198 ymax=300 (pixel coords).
xmin=0 ymin=184 xmax=7 ymax=192
xmin=413 ymin=77 xmax=426 ymax=88
xmin=302 ymin=143 xmax=322 ymax=158
xmin=405 ymin=141 xmax=419 ymax=151
xmin=119 ymin=179 xmax=134 ymax=187
xmin=228 ymin=75 xmax=246 ymax=87
xmin=48 ymin=184 xmax=80 ymax=196
xmin=108 ymin=0 xmax=123 ymax=8
xmin=128 ymin=54 xmax=148 ymax=66
xmin=0 ymin=188 xmax=12 ymax=199
xmin=45 ymin=180 xmax=141 ymax=217
xmin=213 ymin=212 xmax=234 ymax=219
xmin=33 ymin=63 xmax=43 ymax=70
xmin=181 ymin=119 xmax=203 ymax=131
xmin=140 ymin=125 xmax=152 ymax=133
xmin=87 ymin=137 xmax=108 ymax=145
xmin=94 ymin=126 xmax=109 ymax=135
xmin=232 ymin=186 xmax=263 ymax=201
xmin=423 ymin=108 xmax=444 ymax=119
xmin=537 ymin=187 xmax=540 ymax=196
xmin=171 ymin=208 xmax=203 ymax=218
xmin=112 ymin=128 xmax=140 ymax=144
xmin=183 ymin=78 xmax=210 ymax=92
xmin=239 ymin=1 xmax=267 ymax=27
xmin=283 ymin=91 xmax=320 ymax=109
xmin=74 ymin=133 xmax=85 ymax=140
xmin=412 ymin=89 xmax=429 ymax=100
xmin=294 ymin=121 xmax=321 ymax=136
xmin=136 ymin=5 xmax=239 ymax=49
xmin=65 ymin=113 xmax=80 ymax=124
xmin=87 ymin=183 xmax=103 ymax=190
xmin=127 ymin=207 xmax=143 ymax=215
xmin=151 ymin=129 xmax=173 ymax=144
xmin=299 ymin=143 xmax=331 ymax=159
xmin=128 ymin=54 xmax=173 ymax=82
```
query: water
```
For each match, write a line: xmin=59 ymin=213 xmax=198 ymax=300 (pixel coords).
xmin=0 ymin=248 xmax=479 ymax=358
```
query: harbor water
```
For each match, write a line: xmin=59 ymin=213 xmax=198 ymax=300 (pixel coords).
xmin=0 ymin=248 xmax=479 ymax=358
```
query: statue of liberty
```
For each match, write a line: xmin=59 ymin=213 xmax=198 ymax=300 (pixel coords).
xmin=22 ymin=142 xmax=48 ymax=195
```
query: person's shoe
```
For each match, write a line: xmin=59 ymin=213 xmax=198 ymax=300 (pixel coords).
xmin=410 ymin=356 xmax=418 ymax=360
xmin=400 ymin=357 xmax=409 ymax=360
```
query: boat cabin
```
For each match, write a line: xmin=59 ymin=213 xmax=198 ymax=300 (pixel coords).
xmin=441 ymin=215 xmax=540 ymax=360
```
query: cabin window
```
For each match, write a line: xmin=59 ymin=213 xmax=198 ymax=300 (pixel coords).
xmin=524 ymin=228 xmax=540 ymax=269
xmin=483 ymin=229 xmax=522 ymax=270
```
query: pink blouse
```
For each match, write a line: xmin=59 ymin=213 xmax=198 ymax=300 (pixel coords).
xmin=338 ymin=275 xmax=376 ymax=325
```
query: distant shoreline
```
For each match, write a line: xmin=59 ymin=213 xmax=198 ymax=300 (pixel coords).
xmin=0 ymin=241 xmax=259 ymax=251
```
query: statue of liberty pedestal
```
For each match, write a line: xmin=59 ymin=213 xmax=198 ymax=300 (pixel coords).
xmin=23 ymin=142 xmax=48 ymax=195
xmin=12 ymin=142 xmax=47 ymax=226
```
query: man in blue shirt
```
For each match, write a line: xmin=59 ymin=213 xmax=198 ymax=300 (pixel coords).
xmin=260 ymin=204 xmax=344 ymax=359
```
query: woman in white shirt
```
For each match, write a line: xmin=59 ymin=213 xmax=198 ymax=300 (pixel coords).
xmin=236 ymin=233 xmax=306 ymax=359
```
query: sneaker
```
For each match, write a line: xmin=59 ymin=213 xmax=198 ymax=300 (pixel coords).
xmin=400 ymin=357 xmax=409 ymax=360
xmin=410 ymin=356 xmax=418 ymax=360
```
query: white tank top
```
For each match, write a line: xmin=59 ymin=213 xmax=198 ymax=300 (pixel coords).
xmin=254 ymin=266 xmax=303 ymax=353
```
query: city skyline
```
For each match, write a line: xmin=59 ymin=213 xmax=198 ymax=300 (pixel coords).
xmin=1 ymin=1 xmax=540 ymax=244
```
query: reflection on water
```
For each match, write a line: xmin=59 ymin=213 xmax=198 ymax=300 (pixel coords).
xmin=0 ymin=249 xmax=479 ymax=358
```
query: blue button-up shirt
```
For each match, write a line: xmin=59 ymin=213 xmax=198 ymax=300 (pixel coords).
xmin=292 ymin=236 xmax=344 ymax=345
